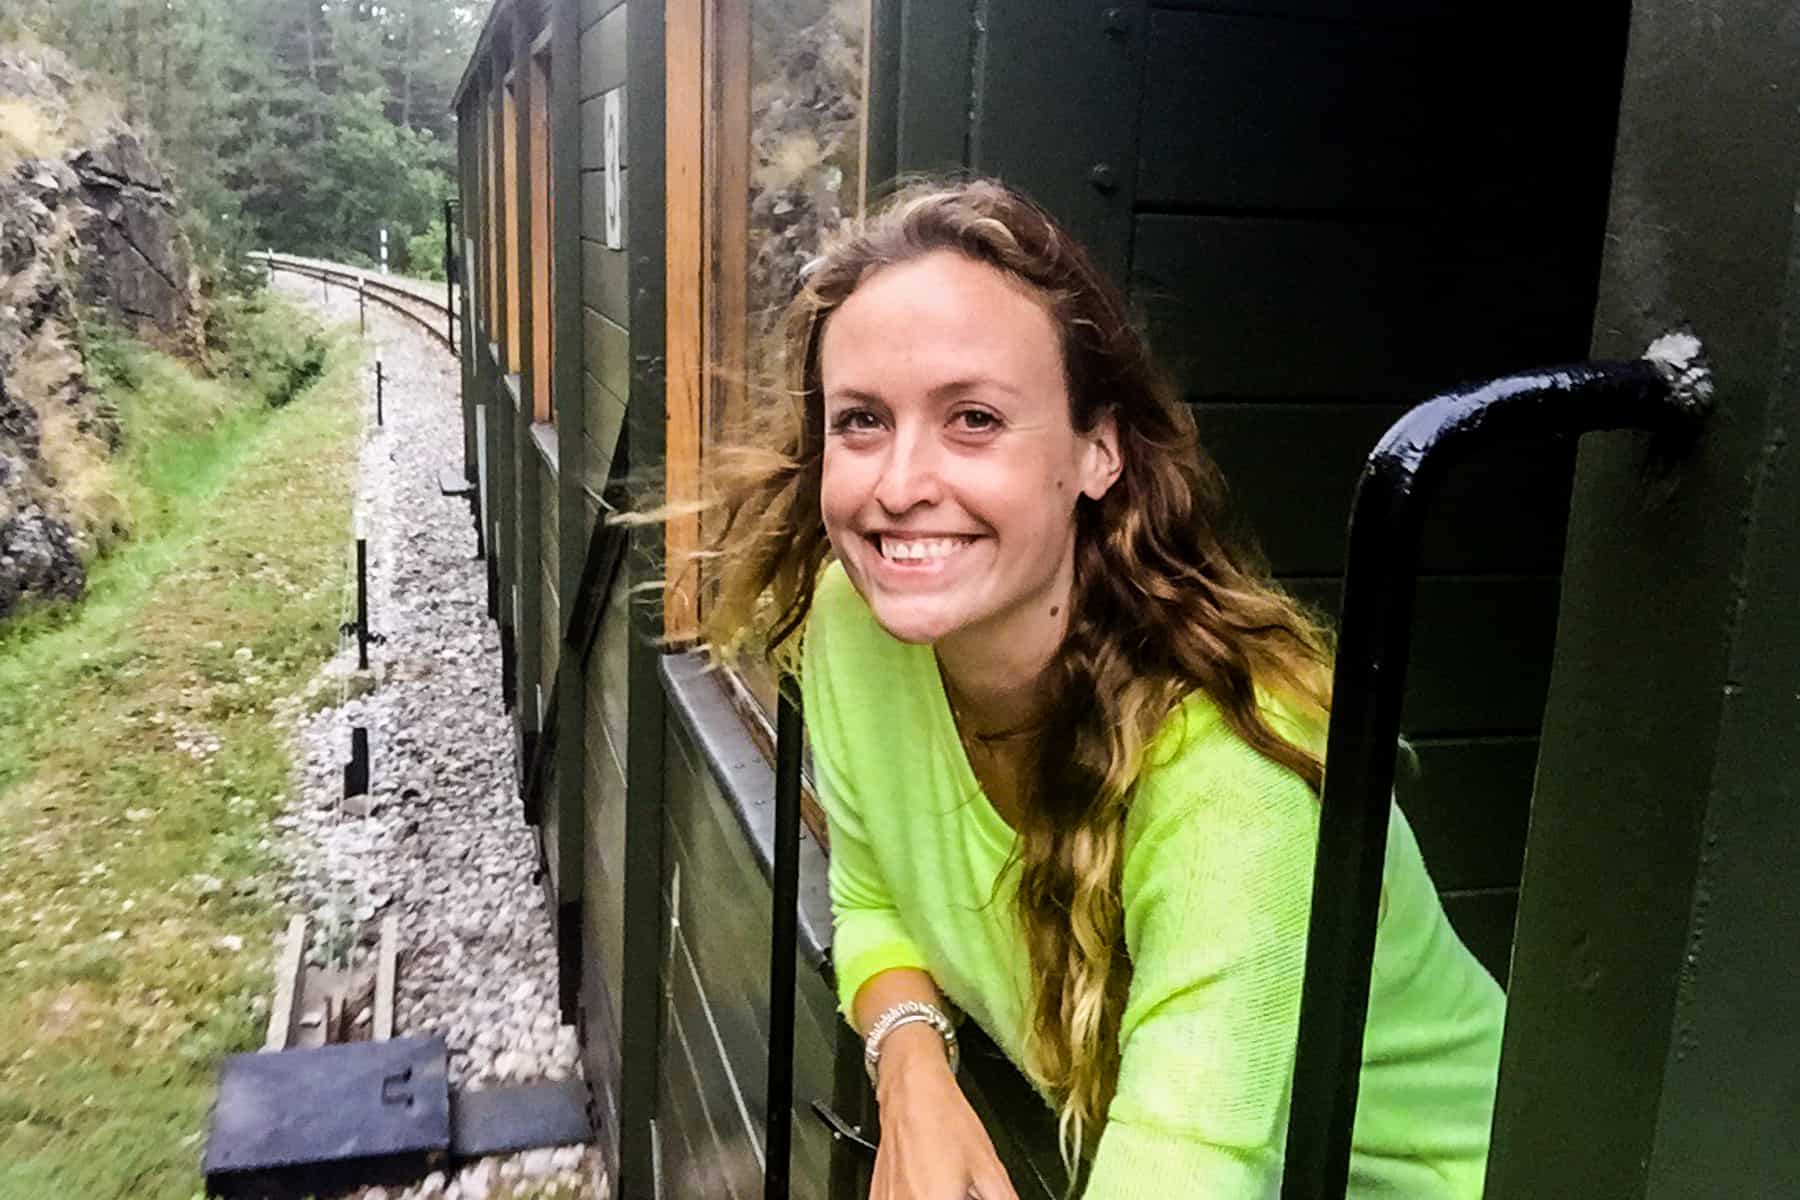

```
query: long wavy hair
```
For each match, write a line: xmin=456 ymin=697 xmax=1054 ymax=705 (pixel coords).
xmin=690 ymin=178 xmax=1334 ymax=1165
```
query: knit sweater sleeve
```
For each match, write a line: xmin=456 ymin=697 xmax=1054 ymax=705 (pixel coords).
xmin=1082 ymin=731 xmax=1319 ymax=1199
xmin=801 ymin=570 xmax=933 ymax=1020
xmin=810 ymin=744 xmax=934 ymax=1019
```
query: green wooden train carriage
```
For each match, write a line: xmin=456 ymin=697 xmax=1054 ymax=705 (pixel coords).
xmin=451 ymin=0 xmax=1800 ymax=1194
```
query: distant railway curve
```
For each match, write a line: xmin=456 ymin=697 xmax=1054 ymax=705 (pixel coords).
xmin=251 ymin=252 xmax=460 ymax=353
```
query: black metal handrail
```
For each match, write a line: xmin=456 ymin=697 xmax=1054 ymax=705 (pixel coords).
xmin=766 ymin=681 xmax=806 ymax=1200
xmin=1281 ymin=345 xmax=1711 ymax=1198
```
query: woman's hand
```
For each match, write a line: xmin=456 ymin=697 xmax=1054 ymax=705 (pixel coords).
xmin=871 ymin=1024 xmax=1020 ymax=1200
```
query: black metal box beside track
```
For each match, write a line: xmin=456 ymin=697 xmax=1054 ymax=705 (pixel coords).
xmin=202 ymin=1036 xmax=451 ymax=1199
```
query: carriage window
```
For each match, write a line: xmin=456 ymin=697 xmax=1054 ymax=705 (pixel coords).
xmin=666 ymin=0 xmax=868 ymax=787
xmin=528 ymin=46 xmax=554 ymax=424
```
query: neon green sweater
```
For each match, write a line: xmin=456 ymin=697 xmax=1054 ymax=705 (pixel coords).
xmin=801 ymin=562 xmax=1505 ymax=1197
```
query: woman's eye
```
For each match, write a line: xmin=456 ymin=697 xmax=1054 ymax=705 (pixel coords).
xmin=828 ymin=408 xmax=878 ymax=433
xmin=954 ymin=409 xmax=1001 ymax=432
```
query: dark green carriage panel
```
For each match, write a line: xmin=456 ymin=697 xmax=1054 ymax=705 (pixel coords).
xmin=1437 ymin=889 xmax=1517 ymax=988
xmin=584 ymin=308 xmax=632 ymax=415
xmin=577 ymin=580 xmax=630 ymax=1164
xmin=581 ymin=655 xmax=627 ymax=990
xmin=1282 ymin=576 xmax=1559 ymax=736
xmin=1132 ymin=215 xmax=1594 ymax=403
xmin=1195 ymin=403 xmax=1573 ymax=577
xmin=577 ymin=0 xmax=621 ymax=35
xmin=1137 ymin=12 xmax=1439 ymax=214
xmin=583 ymin=231 xmax=631 ymax=329
xmin=582 ymin=373 xmax=627 ymax=507
xmin=662 ymin=919 xmax=762 ymax=1198
xmin=538 ymin=456 xmax=560 ymax=689
xmin=655 ymin=969 xmax=743 ymax=1197
xmin=514 ymin=425 xmax=544 ymax=733
xmin=1137 ymin=8 xmax=1622 ymax=220
xmin=571 ymin=1 xmax=631 ymax=1088
xmin=493 ymin=376 xmax=520 ymax=632
xmin=1392 ymin=734 xmax=1540 ymax=988
xmin=580 ymin=4 xmax=627 ymax=99
xmin=1486 ymin=1 xmax=1800 ymax=1192
xmin=1147 ymin=0 xmax=1453 ymax=17
xmin=966 ymin=0 xmax=1136 ymax=277
xmin=1398 ymin=739 xmax=1535 ymax=896
xmin=660 ymin=716 xmax=841 ymax=1199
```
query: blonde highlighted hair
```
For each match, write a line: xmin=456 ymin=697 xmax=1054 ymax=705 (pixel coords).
xmin=687 ymin=177 xmax=1333 ymax=1172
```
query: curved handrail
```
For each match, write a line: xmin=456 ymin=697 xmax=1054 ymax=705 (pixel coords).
xmin=1281 ymin=341 xmax=1712 ymax=1199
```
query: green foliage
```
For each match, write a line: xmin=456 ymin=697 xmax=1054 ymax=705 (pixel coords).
xmin=205 ymin=293 xmax=333 ymax=410
xmin=283 ymin=87 xmax=454 ymax=268
xmin=9 ymin=0 xmax=485 ymax=271
xmin=405 ymin=215 xmax=449 ymax=281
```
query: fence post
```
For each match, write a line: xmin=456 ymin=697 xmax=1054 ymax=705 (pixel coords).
xmin=355 ymin=537 xmax=371 ymax=670
xmin=359 ymin=277 xmax=366 ymax=336
xmin=376 ymin=362 xmax=384 ymax=428
xmin=343 ymin=725 xmax=370 ymax=800
xmin=444 ymin=199 xmax=457 ymax=352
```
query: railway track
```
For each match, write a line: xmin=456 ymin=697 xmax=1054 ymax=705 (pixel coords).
xmin=252 ymin=252 xmax=460 ymax=353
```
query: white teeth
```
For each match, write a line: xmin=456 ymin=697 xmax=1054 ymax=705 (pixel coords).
xmin=879 ymin=536 xmax=970 ymax=561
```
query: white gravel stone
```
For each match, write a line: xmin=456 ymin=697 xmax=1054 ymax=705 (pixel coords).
xmin=271 ymin=277 xmax=595 ymax=1198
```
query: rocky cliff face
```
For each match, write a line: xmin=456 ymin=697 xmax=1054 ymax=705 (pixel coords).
xmin=0 ymin=43 xmax=201 ymax=617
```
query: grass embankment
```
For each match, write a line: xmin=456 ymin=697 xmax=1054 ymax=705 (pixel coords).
xmin=0 ymin=295 xmax=360 ymax=1200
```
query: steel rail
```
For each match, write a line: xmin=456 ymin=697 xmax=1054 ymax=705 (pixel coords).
xmin=255 ymin=252 xmax=457 ymax=318
xmin=252 ymin=254 xmax=457 ymax=353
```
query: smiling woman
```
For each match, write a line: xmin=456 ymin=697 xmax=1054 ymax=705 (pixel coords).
xmin=688 ymin=178 xmax=1506 ymax=1199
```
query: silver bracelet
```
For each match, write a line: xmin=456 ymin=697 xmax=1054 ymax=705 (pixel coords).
xmin=863 ymin=1000 xmax=960 ymax=1087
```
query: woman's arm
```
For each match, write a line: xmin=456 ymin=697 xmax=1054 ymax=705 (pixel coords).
xmin=854 ymin=967 xmax=1020 ymax=1200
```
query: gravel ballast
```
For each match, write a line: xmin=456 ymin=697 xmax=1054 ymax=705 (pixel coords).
xmin=270 ymin=273 xmax=601 ymax=1200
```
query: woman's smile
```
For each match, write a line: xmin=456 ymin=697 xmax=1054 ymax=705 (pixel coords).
xmin=869 ymin=532 xmax=982 ymax=568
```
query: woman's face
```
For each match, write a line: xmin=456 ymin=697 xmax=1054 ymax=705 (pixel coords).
xmin=818 ymin=250 xmax=1119 ymax=655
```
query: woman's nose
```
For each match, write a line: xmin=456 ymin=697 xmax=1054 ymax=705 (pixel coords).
xmin=872 ymin=427 xmax=943 ymax=515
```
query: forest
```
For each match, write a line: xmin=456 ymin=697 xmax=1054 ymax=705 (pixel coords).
xmin=2 ymin=0 xmax=488 ymax=279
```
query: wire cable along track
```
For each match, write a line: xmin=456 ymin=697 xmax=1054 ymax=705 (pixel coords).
xmin=252 ymin=252 xmax=459 ymax=353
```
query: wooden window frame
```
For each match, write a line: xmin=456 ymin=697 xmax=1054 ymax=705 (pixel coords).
xmin=502 ymin=71 xmax=523 ymax=376
xmin=528 ymin=44 xmax=554 ymax=425
xmin=665 ymin=0 xmax=706 ymax=640
xmin=482 ymin=87 xmax=499 ymax=344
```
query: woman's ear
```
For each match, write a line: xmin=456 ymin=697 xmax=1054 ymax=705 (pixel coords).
xmin=1079 ymin=412 xmax=1123 ymax=502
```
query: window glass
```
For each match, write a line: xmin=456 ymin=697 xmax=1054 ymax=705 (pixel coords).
xmin=743 ymin=0 xmax=866 ymax=389
xmin=708 ymin=0 xmax=867 ymax=439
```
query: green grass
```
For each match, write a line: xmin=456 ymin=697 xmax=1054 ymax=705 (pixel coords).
xmin=0 ymin=299 xmax=362 ymax=1200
